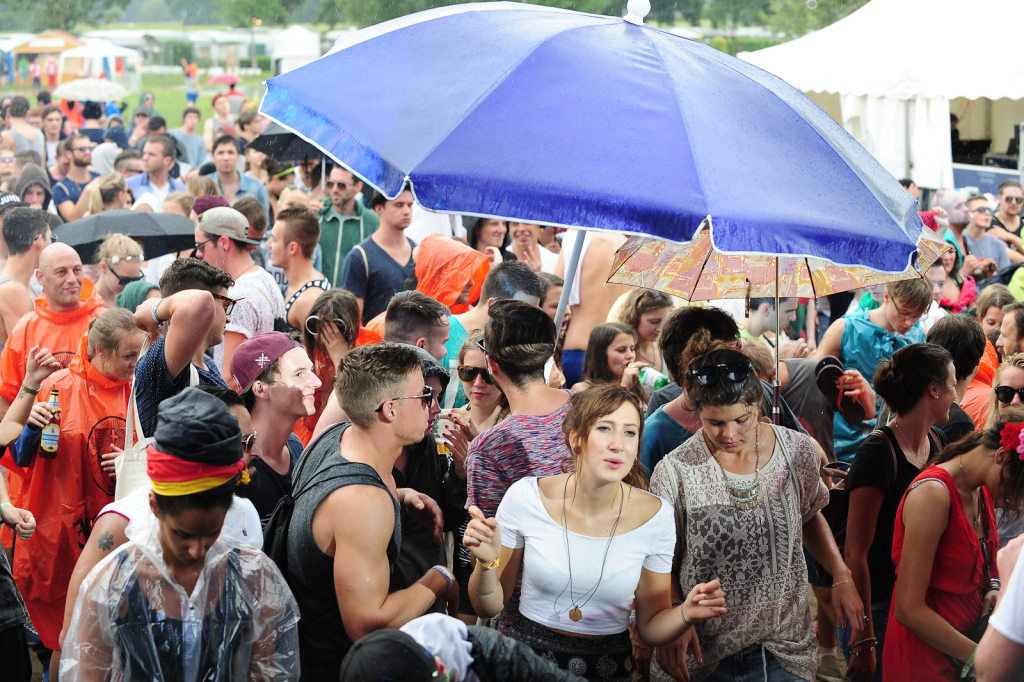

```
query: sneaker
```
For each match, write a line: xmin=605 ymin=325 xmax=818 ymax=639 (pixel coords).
xmin=817 ymin=647 xmax=847 ymax=682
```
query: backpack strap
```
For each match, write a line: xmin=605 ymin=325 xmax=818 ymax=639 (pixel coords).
xmin=872 ymin=427 xmax=901 ymax=479
xmin=353 ymin=245 xmax=369 ymax=277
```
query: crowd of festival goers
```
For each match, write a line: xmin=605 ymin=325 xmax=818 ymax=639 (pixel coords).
xmin=0 ymin=85 xmax=1021 ymax=682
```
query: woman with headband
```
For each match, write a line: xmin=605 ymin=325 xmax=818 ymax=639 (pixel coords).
xmin=59 ymin=387 xmax=300 ymax=682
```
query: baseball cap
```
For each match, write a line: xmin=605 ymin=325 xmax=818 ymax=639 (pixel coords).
xmin=198 ymin=206 xmax=259 ymax=245
xmin=0 ymin=192 xmax=28 ymax=214
xmin=229 ymin=332 xmax=298 ymax=393
xmin=339 ymin=629 xmax=439 ymax=682
xmin=132 ymin=104 xmax=152 ymax=118
xmin=192 ymin=194 xmax=230 ymax=216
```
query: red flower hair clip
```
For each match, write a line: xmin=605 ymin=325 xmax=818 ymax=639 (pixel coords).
xmin=999 ymin=422 xmax=1024 ymax=460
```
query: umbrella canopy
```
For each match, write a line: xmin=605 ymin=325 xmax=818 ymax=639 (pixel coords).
xmin=52 ymin=77 xmax=127 ymax=102
xmin=606 ymin=225 xmax=951 ymax=301
xmin=52 ymin=210 xmax=196 ymax=262
xmin=207 ymin=73 xmax=242 ymax=85
xmin=247 ymin=121 xmax=329 ymax=161
xmin=261 ymin=1 xmax=923 ymax=275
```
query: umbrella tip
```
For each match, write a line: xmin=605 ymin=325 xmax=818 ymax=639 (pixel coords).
xmin=624 ymin=0 xmax=650 ymax=24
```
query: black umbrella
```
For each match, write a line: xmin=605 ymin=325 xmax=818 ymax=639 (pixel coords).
xmin=247 ymin=122 xmax=328 ymax=161
xmin=52 ymin=210 xmax=196 ymax=262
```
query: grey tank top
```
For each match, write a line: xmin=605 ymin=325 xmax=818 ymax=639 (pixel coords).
xmin=10 ymin=127 xmax=44 ymax=157
xmin=285 ymin=422 xmax=401 ymax=678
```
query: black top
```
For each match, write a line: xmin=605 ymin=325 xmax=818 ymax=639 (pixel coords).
xmin=846 ymin=425 xmax=945 ymax=605
xmin=286 ymin=423 xmax=401 ymax=680
xmin=936 ymin=403 xmax=975 ymax=444
xmin=246 ymin=433 xmax=303 ymax=524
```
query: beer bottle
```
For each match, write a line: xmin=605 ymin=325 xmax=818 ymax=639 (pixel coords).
xmin=40 ymin=389 xmax=59 ymax=457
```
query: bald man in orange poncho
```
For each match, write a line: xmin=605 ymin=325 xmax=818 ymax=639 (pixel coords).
xmin=0 ymin=243 xmax=105 ymax=547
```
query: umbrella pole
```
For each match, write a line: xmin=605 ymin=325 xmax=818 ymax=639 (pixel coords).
xmin=773 ymin=257 xmax=781 ymax=425
xmin=321 ymin=158 xmax=326 ymax=193
xmin=554 ymin=230 xmax=586 ymax=345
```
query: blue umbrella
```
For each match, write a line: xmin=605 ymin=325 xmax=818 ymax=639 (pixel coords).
xmin=260 ymin=0 xmax=923 ymax=276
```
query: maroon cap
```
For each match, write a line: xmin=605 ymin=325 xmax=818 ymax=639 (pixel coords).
xmin=193 ymin=194 xmax=230 ymax=216
xmin=229 ymin=332 xmax=298 ymax=393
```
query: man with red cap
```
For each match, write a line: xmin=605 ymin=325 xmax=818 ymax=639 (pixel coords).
xmin=230 ymin=331 xmax=321 ymax=521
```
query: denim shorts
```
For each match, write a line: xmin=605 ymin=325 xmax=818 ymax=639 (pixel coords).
xmin=706 ymin=644 xmax=805 ymax=682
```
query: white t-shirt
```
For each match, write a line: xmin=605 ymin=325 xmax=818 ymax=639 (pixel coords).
xmin=496 ymin=476 xmax=675 ymax=635
xmin=213 ymin=267 xmax=286 ymax=372
xmin=98 ymin=485 xmax=264 ymax=549
xmin=991 ymin=544 xmax=1024 ymax=645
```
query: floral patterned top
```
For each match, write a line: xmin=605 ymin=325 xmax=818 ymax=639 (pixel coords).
xmin=649 ymin=425 xmax=828 ymax=682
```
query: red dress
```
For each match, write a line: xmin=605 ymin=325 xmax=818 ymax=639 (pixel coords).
xmin=883 ymin=465 xmax=998 ymax=681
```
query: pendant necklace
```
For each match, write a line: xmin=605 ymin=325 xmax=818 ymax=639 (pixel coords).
xmin=892 ymin=421 xmax=926 ymax=467
xmin=562 ymin=474 xmax=624 ymax=622
xmin=709 ymin=423 xmax=762 ymax=510
xmin=958 ymin=456 xmax=983 ymax=529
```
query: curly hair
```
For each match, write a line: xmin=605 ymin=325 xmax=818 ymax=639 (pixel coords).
xmin=159 ymin=257 xmax=234 ymax=297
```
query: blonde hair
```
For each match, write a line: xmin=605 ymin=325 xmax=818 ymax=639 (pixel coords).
xmin=88 ymin=172 xmax=127 ymax=215
xmin=187 ymin=176 xmax=220 ymax=197
xmin=87 ymin=308 xmax=139 ymax=357
xmin=989 ymin=353 xmax=1024 ymax=428
xmin=164 ymin=191 xmax=196 ymax=216
xmin=93 ymin=233 xmax=144 ymax=266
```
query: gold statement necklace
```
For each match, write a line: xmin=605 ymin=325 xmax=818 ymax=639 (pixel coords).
xmin=709 ymin=423 xmax=762 ymax=510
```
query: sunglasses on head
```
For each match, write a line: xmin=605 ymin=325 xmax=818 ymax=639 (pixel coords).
xmin=995 ymin=385 xmax=1024 ymax=404
xmin=305 ymin=315 xmax=346 ymax=337
xmin=458 ymin=365 xmax=493 ymax=385
xmin=690 ymin=361 xmax=752 ymax=386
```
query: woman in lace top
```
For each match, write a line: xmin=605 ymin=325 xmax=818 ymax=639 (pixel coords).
xmin=649 ymin=331 xmax=865 ymax=682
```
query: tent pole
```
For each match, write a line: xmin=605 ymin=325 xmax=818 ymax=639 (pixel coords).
xmin=905 ymin=101 xmax=912 ymax=180
xmin=554 ymin=231 xmax=586 ymax=344
xmin=773 ymin=256 xmax=781 ymax=425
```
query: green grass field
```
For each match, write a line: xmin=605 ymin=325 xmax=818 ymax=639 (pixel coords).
xmin=2 ymin=71 xmax=272 ymax=125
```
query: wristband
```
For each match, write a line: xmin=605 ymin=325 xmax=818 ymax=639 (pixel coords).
xmin=477 ymin=556 xmax=500 ymax=570
xmin=962 ymin=646 xmax=976 ymax=678
xmin=832 ymin=579 xmax=854 ymax=588
xmin=151 ymin=301 xmax=164 ymax=325
xmin=431 ymin=565 xmax=453 ymax=593
xmin=20 ymin=384 xmax=40 ymax=396
xmin=629 ymin=609 xmax=637 ymax=624
xmin=0 ymin=502 xmax=10 ymax=525
xmin=680 ymin=606 xmax=693 ymax=626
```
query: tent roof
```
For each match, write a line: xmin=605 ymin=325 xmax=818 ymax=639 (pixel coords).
xmin=273 ymin=25 xmax=321 ymax=59
xmin=739 ymin=0 xmax=1024 ymax=100
xmin=12 ymin=30 xmax=83 ymax=54
xmin=62 ymin=41 xmax=140 ymax=59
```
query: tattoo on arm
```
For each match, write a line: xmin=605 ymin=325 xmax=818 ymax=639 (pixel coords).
xmin=97 ymin=532 xmax=114 ymax=552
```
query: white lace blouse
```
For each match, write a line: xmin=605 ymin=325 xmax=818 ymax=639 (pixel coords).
xmin=649 ymin=425 xmax=828 ymax=682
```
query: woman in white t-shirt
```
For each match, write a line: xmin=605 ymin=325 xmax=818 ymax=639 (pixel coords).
xmin=464 ymin=384 xmax=726 ymax=681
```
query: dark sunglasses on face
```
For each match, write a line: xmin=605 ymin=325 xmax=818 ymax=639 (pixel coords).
xmin=995 ymin=385 xmax=1024 ymax=404
xmin=970 ymin=206 xmax=991 ymax=214
xmin=114 ymin=272 xmax=144 ymax=286
xmin=325 ymin=181 xmax=349 ymax=190
xmin=375 ymin=384 xmax=435 ymax=412
xmin=458 ymin=365 xmax=493 ymax=385
xmin=242 ymin=432 xmax=257 ymax=454
xmin=690 ymin=361 xmax=752 ymax=386
xmin=1003 ymin=196 xmax=1024 ymax=204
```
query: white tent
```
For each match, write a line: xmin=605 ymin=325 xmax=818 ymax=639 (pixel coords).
xmin=272 ymin=25 xmax=322 ymax=76
xmin=59 ymin=41 xmax=142 ymax=93
xmin=740 ymin=0 xmax=1024 ymax=190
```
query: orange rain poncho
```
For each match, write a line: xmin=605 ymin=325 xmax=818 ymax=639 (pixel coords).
xmin=362 ymin=233 xmax=490 ymax=339
xmin=0 ymin=279 xmax=105 ymax=546
xmin=12 ymin=334 xmax=130 ymax=649
xmin=963 ymin=339 xmax=999 ymax=429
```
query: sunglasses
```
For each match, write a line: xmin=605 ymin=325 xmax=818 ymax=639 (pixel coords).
xmin=970 ymin=206 xmax=991 ymax=214
xmin=194 ymin=237 xmax=216 ymax=252
xmin=114 ymin=272 xmax=144 ymax=286
xmin=475 ymin=339 xmax=490 ymax=355
xmin=325 ymin=181 xmax=350 ymax=190
xmin=1003 ymin=196 xmax=1024 ymax=204
xmin=375 ymin=384 xmax=435 ymax=412
xmin=242 ymin=432 xmax=258 ymax=454
xmin=72 ymin=146 xmax=93 ymax=152
xmin=690 ymin=361 xmax=752 ymax=386
xmin=109 ymin=254 xmax=144 ymax=265
xmin=458 ymin=365 xmax=493 ymax=385
xmin=305 ymin=315 xmax=346 ymax=336
xmin=212 ymin=292 xmax=243 ymax=315
xmin=995 ymin=385 xmax=1024 ymax=404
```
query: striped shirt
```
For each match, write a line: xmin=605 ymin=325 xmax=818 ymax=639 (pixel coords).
xmin=465 ymin=391 xmax=573 ymax=632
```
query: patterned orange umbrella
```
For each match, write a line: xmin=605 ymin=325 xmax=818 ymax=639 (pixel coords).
xmin=607 ymin=222 xmax=950 ymax=301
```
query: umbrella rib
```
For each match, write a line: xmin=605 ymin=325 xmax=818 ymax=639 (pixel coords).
xmin=806 ymin=259 xmax=818 ymax=300
xmin=687 ymin=238 xmax=713 ymax=302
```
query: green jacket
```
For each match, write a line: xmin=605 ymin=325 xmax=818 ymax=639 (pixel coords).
xmin=318 ymin=200 xmax=380 ymax=287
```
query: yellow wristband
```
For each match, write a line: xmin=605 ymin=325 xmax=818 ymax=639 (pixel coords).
xmin=477 ymin=556 xmax=500 ymax=570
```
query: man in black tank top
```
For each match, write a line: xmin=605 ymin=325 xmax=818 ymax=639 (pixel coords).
xmin=286 ymin=343 xmax=458 ymax=680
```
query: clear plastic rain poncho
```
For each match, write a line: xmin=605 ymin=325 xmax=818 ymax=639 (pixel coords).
xmin=59 ymin=506 xmax=300 ymax=682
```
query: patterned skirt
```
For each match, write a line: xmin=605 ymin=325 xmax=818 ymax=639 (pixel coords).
xmin=506 ymin=611 xmax=633 ymax=681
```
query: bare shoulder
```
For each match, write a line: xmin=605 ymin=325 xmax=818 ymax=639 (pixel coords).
xmin=322 ymin=481 xmax=395 ymax=513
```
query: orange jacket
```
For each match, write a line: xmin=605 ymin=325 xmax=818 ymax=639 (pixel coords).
xmin=963 ymin=339 xmax=999 ymax=429
xmin=0 ymin=280 xmax=105 ymax=545
xmin=363 ymin=234 xmax=490 ymax=339
xmin=13 ymin=334 xmax=130 ymax=649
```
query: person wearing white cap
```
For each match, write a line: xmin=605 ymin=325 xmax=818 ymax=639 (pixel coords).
xmin=193 ymin=206 xmax=285 ymax=388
